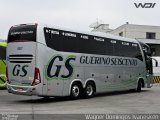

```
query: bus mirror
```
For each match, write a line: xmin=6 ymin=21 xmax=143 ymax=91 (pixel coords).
xmin=142 ymin=47 xmax=151 ymax=56
xmin=146 ymin=52 xmax=151 ymax=56
xmin=152 ymin=58 xmax=158 ymax=67
xmin=155 ymin=61 xmax=158 ymax=67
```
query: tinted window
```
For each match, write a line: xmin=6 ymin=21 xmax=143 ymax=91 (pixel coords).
xmin=114 ymin=41 xmax=142 ymax=60
xmin=8 ymin=25 xmax=37 ymax=43
xmin=44 ymin=28 xmax=107 ymax=55
xmin=44 ymin=27 xmax=142 ymax=60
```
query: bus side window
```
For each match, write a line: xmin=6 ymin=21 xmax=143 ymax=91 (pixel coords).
xmin=48 ymin=30 xmax=52 ymax=39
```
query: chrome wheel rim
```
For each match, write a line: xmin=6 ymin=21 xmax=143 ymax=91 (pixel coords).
xmin=86 ymin=85 xmax=93 ymax=96
xmin=72 ymin=85 xmax=80 ymax=97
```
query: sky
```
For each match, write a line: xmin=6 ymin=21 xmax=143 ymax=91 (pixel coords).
xmin=0 ymin=0 xmax=160 ymax=40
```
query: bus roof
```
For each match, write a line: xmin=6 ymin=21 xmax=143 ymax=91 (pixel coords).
xmin=10 ymin=23 xmax=139 ymax=44
xmin=44 ymin=24 xmax=139 ymax=43
xmin=0 ymin=42 xmax=7 ymax=47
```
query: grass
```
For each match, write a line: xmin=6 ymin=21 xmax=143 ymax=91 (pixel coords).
xmin=0 ymin=60 xmax=6 ymax=86
xmin=0 ymin=60 xmax=6 ymax=74
xmin=0 ymin=42 xmax=7 ymax=47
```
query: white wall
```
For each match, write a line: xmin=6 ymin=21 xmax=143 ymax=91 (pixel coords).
xmin=110 ymin=24 xmax=160 ymax=40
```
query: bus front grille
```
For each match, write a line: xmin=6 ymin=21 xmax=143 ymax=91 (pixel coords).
xmin=9 ymin=54 xmax=33 ymax=63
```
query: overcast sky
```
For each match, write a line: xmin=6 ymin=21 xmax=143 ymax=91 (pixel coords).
xmin=0 ymin=0 xmax=159 ymax=39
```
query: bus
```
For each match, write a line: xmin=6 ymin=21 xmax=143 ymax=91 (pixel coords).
xmin=0 ymin=41 xmax=7 ymax=88
xmin=6 ymin=23 xmax=153 ymax=99
xmin=152 ymin=57 xmax=160 ymax=84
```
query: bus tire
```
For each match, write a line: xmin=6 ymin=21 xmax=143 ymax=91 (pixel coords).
xmin=84 ymin=82 xmax=95 ymax=98
xmin=70 ymin=83 xmax=82 ymax=99
xmin=136 ymin=80 xmax=142 ymax=92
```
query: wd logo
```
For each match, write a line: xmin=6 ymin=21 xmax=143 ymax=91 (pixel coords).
xmin=134 ymin=3 xmax=156 ymax=8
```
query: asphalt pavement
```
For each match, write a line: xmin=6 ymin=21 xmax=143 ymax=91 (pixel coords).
xmin=0 ymin=85 xmax=160 ymax=120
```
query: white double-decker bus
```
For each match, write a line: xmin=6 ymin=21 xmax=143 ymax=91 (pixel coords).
xmin=6 ymin=23 xmax=153 ymax=99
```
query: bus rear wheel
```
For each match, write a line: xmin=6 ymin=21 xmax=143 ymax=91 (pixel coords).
xmin=84 ymin=82 xmax=95 ymax=98
xmin=70 ymin=83 xmax=82 ymax=99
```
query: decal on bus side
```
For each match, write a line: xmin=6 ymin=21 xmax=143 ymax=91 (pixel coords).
xmin=45 ymin=55 xmax=76 ymax=80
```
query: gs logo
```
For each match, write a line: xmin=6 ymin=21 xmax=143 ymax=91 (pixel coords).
xmin=12 ymin=64 xmax=29 ymax=77
xmin=45 ymin=55 xmax=76 ymax=80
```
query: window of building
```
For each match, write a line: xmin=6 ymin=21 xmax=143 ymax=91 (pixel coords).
xmin=146 ymin=32 xmax=156 ymax=39
xmin=119 ymin=32 xmax=123 ymax=37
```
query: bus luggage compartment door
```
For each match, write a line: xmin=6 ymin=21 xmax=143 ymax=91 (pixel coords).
xmin=43 ymin=66 xmax=64 ymax=96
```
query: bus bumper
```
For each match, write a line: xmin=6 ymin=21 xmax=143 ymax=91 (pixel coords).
xmin=7 ymin=83 xmax=37 ymax=96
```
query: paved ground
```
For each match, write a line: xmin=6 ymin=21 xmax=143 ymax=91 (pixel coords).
xmin=0 ymin=85 xmax=160 ymax=119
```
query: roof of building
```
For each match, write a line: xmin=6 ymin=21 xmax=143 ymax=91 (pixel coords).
xmin=113 ymin=23 xmax=160 ymax=31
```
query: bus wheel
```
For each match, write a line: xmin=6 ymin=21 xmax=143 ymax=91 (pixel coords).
xmin=84 ymin=82 xmax=95 ymax=98
xmin=136 ymin=80 xmax=142 ymax=92
xmin=70 ymin=83 xmax=82 ymax=99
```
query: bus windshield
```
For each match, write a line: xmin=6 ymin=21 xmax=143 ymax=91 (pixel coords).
xmin=7 ymin=24 xmax=37 ymax=43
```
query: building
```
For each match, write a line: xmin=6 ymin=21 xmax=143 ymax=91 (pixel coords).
xmin=91 ymin=22 xmax=160 ymax=56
